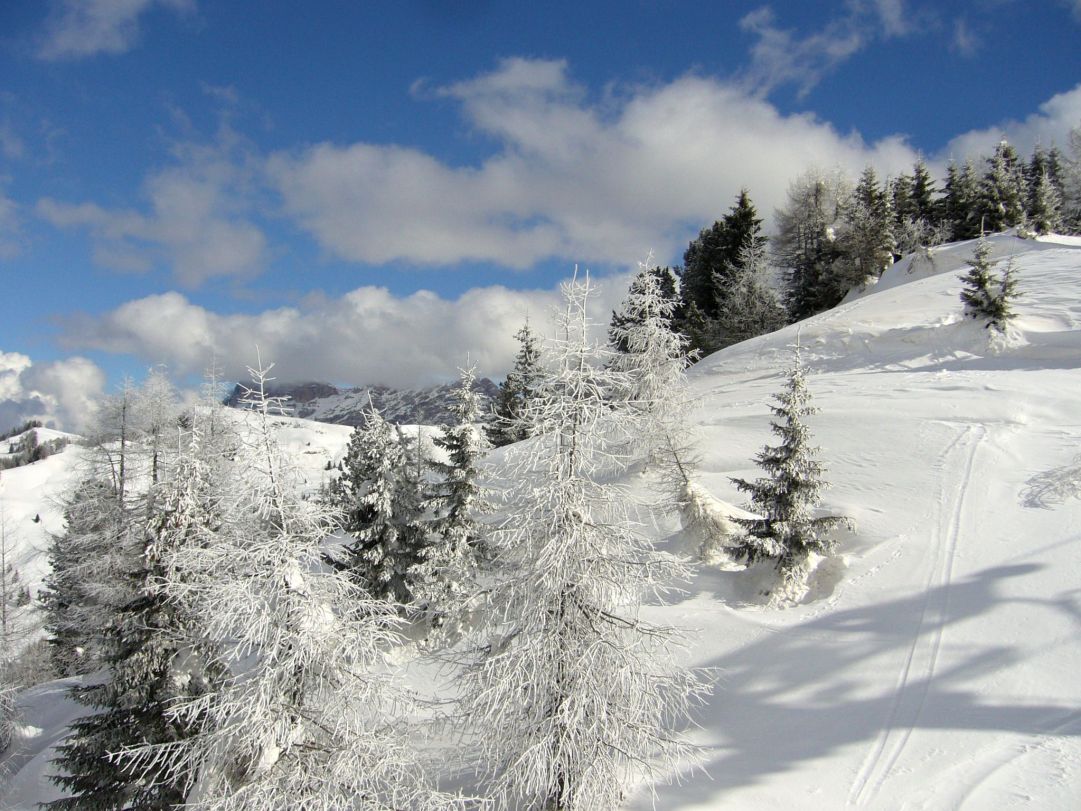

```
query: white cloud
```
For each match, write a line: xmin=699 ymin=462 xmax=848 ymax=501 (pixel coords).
xmin=0 ymin=352 xmax=106 ymax=433
xmin=943 ymin=83 xmax=1081 ymax=161
xmin=37 ymin=0 xmax=194 ymax=61
xmin=738 ymin=6 xmax=867 ymax=99
xmin=270 ymin=58 xmax=920 ymax=272
xmin=37 ymin=131 xmax=266 ymax=286
xmin=60 ymin=272 xmax=632 ymax=389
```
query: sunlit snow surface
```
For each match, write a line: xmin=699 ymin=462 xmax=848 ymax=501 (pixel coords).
xmin=2 ymin=233 xmax=1081 ymax=809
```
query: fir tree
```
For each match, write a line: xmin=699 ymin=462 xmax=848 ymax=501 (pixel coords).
xmin=775 ymin=169 xmax=850 ymax=320
xmin=717 ymin=238 xmax=786 ymax=347
xmin=677 ymin=189 xmax=765 ymax=349
xmin=332 ymin=407 xmax=430 ymax=604
xmin=487 ymin=322 xmax=544 ymax=447
xmin=1028 ymin=168 xmax=1063 ymax=234
xmin=414 ymin=365 xmax=491 ymax=628
xmin=40 ymin=478 xmax=133 ymax=678
xmin=608 ymin=266 xmax=679 ymax=354
xmin=839 ymin=166 xmax=895 ymax=288
xmin=911 ymin=157 xmax=938 ymax=226
xmin=608 ymin=262 xmax=692 ymax=459
xmin=980 ymin=139 xmax=1026 ymax=232
xmin=943 ymin=159 xmax=982 ymax=241
xmin=46 ymin=396 xmax=216 ymax=810
xmin=959 ymin=235 xmax=997 ymax=320
xmin=959 ymin=235 xmax=1020 ymax=332
xmin=730 ymin=345 xmax=845 ymax=590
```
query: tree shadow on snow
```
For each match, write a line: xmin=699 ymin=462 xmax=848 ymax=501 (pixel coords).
xmin=647 ymin=562 xmax=1081 ymax=807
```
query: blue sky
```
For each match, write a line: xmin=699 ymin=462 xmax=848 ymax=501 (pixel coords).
xmin=1 ymin=0 xmax=1080 ymax=429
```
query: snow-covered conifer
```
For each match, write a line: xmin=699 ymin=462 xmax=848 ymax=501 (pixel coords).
xmin=959 ymin=235 xmax=1018 ymax=331
xmin=149 ymin=360 xmax=452 ymax=810
xmin=980 ymin=139 xmax=1027 ymax=232
xmin=331 ymin=406 xmax=430 ymax=605
xmin=461 ymin=273 xmax=706 ymax=810
xmin=487 ymin=322 xmax=544 ymax=447
xmin=718 ymin=238 xmax=787 ymax=346
xmin=730 ymin=344 xmax=846 ymax=591
xmin=414 ymin=364 xmax=491 ymax=627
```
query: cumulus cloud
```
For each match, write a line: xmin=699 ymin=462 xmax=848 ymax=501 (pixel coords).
xmin=60 ymin=272 xmax=633 ymax=389
xmin=37 ymin=0 xmax=194 ymax=61
xmin=270 ymin=57 xmax=920 ymax=272
xmin=943 ymin=83 xmax=1081 ymax=161
xmin=37 ymin=130 xmax=266 ymax=285
xmin=0 ymin=352 xmax=106 ymax=433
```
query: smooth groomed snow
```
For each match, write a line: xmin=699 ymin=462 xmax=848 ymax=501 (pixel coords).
xmin=2 ymin=233 xmax=1081 ymax=809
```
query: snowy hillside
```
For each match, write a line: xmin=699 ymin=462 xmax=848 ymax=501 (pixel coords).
xmin=636 ymin=232 xmax=1081 ymax=810
xmin=2 ymin=233 xmax=1081 ymax=808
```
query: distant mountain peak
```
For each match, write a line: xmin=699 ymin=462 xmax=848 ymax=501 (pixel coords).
xmin=224 ymin=378 xmax=499 ymax=427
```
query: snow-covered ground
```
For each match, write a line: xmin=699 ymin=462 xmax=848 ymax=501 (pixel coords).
xmin=2 ymin=232 xmax=1080 ymax=808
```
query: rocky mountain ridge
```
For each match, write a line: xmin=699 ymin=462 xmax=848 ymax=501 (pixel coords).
xmin=224 ymin=378 xmax=499 ymax=427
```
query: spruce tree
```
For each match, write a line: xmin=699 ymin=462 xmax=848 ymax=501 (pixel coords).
xmin=840 ymin=166 xmax=895 ymax=289
xmin=911 ymin=157 xmax=939 ymax=227
xmin=608 ymin=263 xmax=691 ymax=442
xmin=332 ymin=407 xmax=430 ymax=604
xmin=487 ymin=322 xmax=544 ymax=447
xmin=608 ymin=266 xmax=679 ymax=354
xmin=959 ymin=235 xmax=998 ymax=323
xmin=414 ymin=365 xmax=491 ymax=628
xmin=677 ymin=189 xmax=765 ymax=349
xmin=980 ymin=139 xmax=1026 ymax=232
xmin=717 ymin=238 xmax=786 ymax=346
xmin=730 ymin=345 xmax=845 ymax=590
xmin=775 ymin=169 xmax=850 ymax=320
xmin=943 ymin=159 xmax=982 ymax=241
xmin=1028 ymin=168 xmax=1063 ymax=234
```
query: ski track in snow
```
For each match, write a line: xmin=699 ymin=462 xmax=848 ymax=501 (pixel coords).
xmin=849 ymin=422 xmax=985 ymax=807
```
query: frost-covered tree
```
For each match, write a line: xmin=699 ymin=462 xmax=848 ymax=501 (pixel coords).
xmin=46 ymin=393 xmax=205 ymax=810
xmin=461 ymin=273 xmax=706 ymax=811
xmin=980 ymin=139 xmax=1027 ymax=232
xmin=40 ymin=476 xmax=134 ymax=678
xmin=148 ymin=360 xmax=453 ymax=810
xmin=414 ymin=364 xmax=491 ymax=626
xmin=775 ymin=168 xmax=851 ymax=320
xmin=718 ymin=237 xmax=787 ymax=345
xmin=608 ymin=266 xmax=679 ymax=354
xmin=1062 ymin=125 xmax=1081 ymax=233
xmin=730 ymin=345 xmax=846 ymax=590
xmin=488 ymin=322 xmax=544 ymax=447
xmin=330 ymin=407 xmax=430 ymax=605
xmin=1027 ymin=168 xmax=1063 ymax=235
xmin=839 ymin=166 xmax=895 ymax=286
xmin=0 ymin=509 xmax=31 ymax=755
xmin=608 ymin=263 xmax=690 ymax=421
xmin=136 ymin=366 xmax=180 ymax=486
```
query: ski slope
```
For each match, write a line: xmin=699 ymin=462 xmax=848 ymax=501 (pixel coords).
xmin=2 ymin=233 xmax=1081 ymax=808
xmin=633 ymin=232 xmax=1081 ymax=810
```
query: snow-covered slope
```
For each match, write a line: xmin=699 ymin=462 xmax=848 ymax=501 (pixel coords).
xmin=635 ymin=232 xmax=1081 ymax=810
xmin=2 ymin=233 xmax=1080 ymax=809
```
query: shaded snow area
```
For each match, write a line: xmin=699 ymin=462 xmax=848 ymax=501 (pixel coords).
xmin=2 ymin=233 xmax=1081 ymax=808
